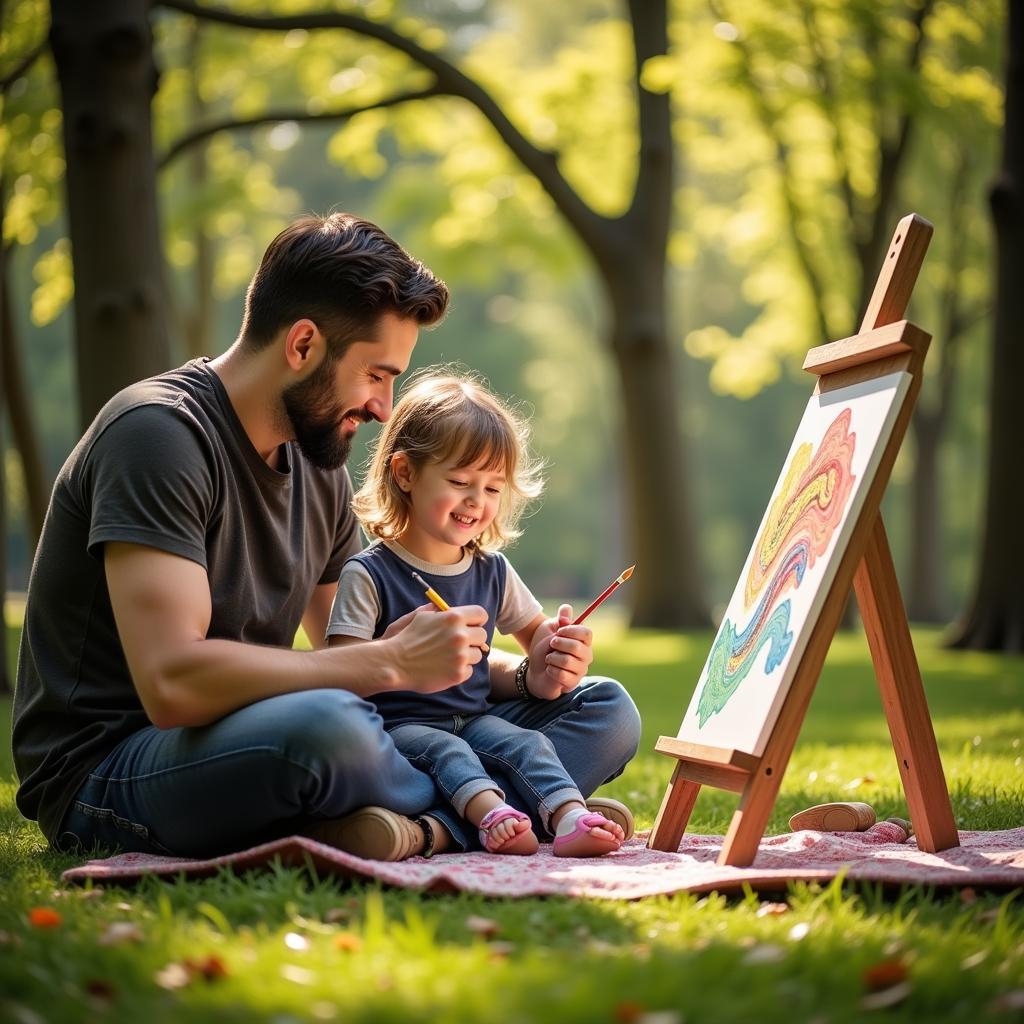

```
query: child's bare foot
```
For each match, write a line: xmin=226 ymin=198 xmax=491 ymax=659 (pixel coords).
xmin=552 ymin=810 xmax=624 ymax=857
xmin=477 ymin=805 xmax=539 ymax=855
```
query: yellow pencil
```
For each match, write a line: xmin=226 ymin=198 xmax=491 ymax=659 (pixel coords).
xmin=411 ymin=571 xmax=489 ymax=653
xmin=412 ymin=571 xmax=450 ymax=611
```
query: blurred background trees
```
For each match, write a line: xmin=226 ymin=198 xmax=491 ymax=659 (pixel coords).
xmin=0 ymin=0 xmax=1015 ymax=658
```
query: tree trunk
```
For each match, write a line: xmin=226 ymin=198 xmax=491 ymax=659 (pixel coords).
xmin=949 ymin=0 xmax=1024 ymax=651
xmin=0 ymin=184 xmax=9 ymax=696
xmin=607 ymin=260 xmax=707 ymax=628
xmin=185 ymin=18 xmax=214 ymax=360
xmin=906 ymin=409 xmax=947 ymax=622
xmin=2 ymin=267 xmax=49 ymax=545
xmin=49 ymin=0 xmax=172 ymax=429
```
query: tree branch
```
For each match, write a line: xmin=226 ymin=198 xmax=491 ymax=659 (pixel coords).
xmin=625 ymin=0 xmax=672 ymax=250
xmin=798 ymin=0 xmax=859 ymax=231
xmin=711 ymin=0 xmax=832 ymax=344
xmin=860 ymin=0 xmax=936 ymax=286
xmin=1 ymin=36 xmax=47 ymax=93
xmin=156 ymin=0 xmax=611 ymax=262
xmin=157 ymin=86 xmax=444 ymax=170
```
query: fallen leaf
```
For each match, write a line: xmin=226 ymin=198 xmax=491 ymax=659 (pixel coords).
xmin=154 ymin=963 xmax=190 ymax=990
xmin=84 ymin=978 xmax=116 ymax=1002
xmin=2 ymin=1005 xmax=45 ymax=1024
xmin=334 ymin=932 xmax=362 ymax=952
xmin=991 ymin=990 xmax=1024 ymax=1012
xmin=28 ymin=908 xmax=62 ymax=929
xmin=637 ymin=1013 xmax=684 ymax=1024
xmin=614 ymin=1002 xmax=645 ymax=1024
xmin=743 ymin=943 xmax=785 ymax=965
xmin=280 ymin=964 xmax=316 ymax=986
xmin=324 ymin=908 xmax=350 ymax=924
xmin=465 ymin=915 xmax=500 ymax=938
xmin=283 ymin=931 xmax=309 ymax=952
xmin=756 ymin=902 xmax=789 ymax=917
xmin=114 ymin=902 xmax=133 ymax=912
xmin=845 ymin=774 xmax=876 ymax=790
xmin=98 ymin=922 xmax=143 ymax=946
xmin=959 ymin=887 xmax=978 ymax=905
xmin=183 ymin=954 xmax=228 ymax=981
xmin=961 ymin=950 xmax=988 ymax=970
xmin=863 ymin=959 xmax=908 ymax=991
xmin=860 ymin=981 xmax=912 ymax=1010
xmin=488 ymin=940 xmax=516 ymax=960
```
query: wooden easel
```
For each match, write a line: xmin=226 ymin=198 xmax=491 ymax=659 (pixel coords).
xmin=648 ymin=213 xmax=960 ymax=867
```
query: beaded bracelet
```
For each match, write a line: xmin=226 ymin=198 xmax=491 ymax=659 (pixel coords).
xmin=514 ymin=656 xmax=540 ymax=701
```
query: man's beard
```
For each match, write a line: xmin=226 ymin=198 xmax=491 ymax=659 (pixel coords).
xmin=281 ymin=357 xmax=365 ymax=471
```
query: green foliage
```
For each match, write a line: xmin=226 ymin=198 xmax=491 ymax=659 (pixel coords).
xmin=1 ymin=620 xmax=1023 ymax=1022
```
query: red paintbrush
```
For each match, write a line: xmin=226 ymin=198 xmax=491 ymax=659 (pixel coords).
xmin=572 ymin=565 xmax=636 ymax=625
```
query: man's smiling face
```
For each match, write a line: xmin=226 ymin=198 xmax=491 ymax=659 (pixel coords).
xmin=283 ymin=312 xmax=418 ymax=470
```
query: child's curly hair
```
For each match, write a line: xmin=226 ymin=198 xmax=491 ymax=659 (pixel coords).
xmin=353 ymin=369 xmax=545 ymax=553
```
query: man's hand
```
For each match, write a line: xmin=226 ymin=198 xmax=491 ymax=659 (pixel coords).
xmin=389 ymin=604 xmax=489 ymax=693
xmin=525 ymin=604 xmax=594 ymax=701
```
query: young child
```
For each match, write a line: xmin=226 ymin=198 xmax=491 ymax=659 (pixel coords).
xmin=326 ymin=372 xmax=631 ymax=857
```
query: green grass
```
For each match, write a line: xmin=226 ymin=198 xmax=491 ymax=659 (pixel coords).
xmin=2 ymin=622 xmax=1023 ymax=1023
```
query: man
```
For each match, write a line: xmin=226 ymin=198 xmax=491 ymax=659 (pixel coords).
xmin=13 ymin=212 xmax=640 ymax=860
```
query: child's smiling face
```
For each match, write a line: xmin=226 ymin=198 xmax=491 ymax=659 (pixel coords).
xmin=393 ymin=451 xmax=507 ymax=563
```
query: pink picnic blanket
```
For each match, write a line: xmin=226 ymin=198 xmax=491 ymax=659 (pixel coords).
xmin=62 ymin=827 xmax=1024 ymax=899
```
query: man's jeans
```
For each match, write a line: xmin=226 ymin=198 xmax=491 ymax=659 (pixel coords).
xmin=388 ymin=714 xmax=584 ymax=835
xmin=56 ymin=678 xmax=641 ymax=858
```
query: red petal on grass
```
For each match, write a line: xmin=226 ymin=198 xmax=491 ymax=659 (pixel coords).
xmin=334 ymin=932 xmax=362 ymax=952
xmin=755 ymin=901 xmax=789 ymax=917
xmin=84 ymin=979 xmax=116 ymax=1001
xmin=614 ymin=1001 xmax=645 ymax=1023
xmin=465 ymin=915 xmax=501 ymax=938
xmin=863 ymin=958 xmax=909 ymax=991
xmin=184 ymin=955 xmax=228 ymax=981
xmin=28 ymin=908 xmax=63 ymax=929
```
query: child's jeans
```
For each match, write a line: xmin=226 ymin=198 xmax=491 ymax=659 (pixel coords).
xmin=387 ymin=714 xmax=583 ymax=837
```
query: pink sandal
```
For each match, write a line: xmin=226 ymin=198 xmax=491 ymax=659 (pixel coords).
xmin=552 ymin=812 xmax=623 ymax=858
xmin=478 ymin=805 xmax=539 ymax=856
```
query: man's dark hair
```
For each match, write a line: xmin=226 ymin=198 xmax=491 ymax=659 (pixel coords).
xmin=240 ymin=212 xmax=449 ymax=354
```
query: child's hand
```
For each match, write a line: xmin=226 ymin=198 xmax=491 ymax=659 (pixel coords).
xmin=390 ymin=605 xmax=489 ymax=692
xmin=526 ymin=604 xmax=594 ymax=699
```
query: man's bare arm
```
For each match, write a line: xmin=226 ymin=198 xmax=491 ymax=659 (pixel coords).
xmin=105 ymin=543 xmax=487 ymax=729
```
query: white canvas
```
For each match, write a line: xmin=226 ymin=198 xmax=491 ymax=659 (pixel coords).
xmin=677 ymin=370 xmax=913 ymax=756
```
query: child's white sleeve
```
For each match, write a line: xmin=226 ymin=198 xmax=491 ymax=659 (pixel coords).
xmin=495 ymin=555 xmax=544 ymax=636
xmin=326 ymin=561 xmax=381 ymax=639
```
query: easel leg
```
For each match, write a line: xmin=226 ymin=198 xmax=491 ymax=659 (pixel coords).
xmin=647 ymin=763 xmax=701 ymax=851
xmin=718 ymin=765 xmax=785 ymax=866
xmin=854 ymin=516 xmax=959 ymax=852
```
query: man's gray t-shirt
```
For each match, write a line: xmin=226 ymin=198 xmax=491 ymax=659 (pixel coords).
xmin=12 ymin=359 xmax=360 ymax=842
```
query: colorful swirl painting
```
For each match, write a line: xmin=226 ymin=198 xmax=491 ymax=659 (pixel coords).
xmin=696 ymin=409 xmax=857 ymax=726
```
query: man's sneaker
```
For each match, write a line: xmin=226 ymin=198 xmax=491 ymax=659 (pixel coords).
xmin=302 ymin=806 xmax=425 ymax=861
xmin=584 ymin=797 xmax=634 ymax=842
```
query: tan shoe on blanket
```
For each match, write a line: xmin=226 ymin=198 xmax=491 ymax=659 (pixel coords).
xmin=788 ymin=801 xmax=876 ymax=832
xmin=302 ymin=806 xmax=426 ymax=861
xmin=585 ymin=797 xmax=635 ymax=842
